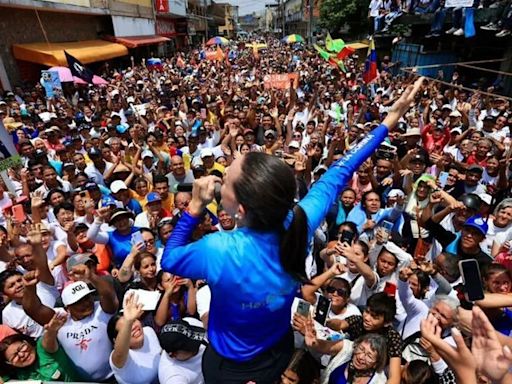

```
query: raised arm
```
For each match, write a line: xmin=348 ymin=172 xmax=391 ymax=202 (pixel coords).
xmin=26 ymin=224 xmax=54 ymax=286
xmin=22 ymin=270 xmax=56 ymax=326
xmin=72 ymin=264 xmax=118 ymax=314
xmin=111 ymin=293 xmax=144 ymax=368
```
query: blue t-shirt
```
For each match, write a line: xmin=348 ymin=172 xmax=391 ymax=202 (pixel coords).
xmin=162 ymin=124 xmax=389 ymax=362
xmin=126 ymin=199 xmax=142 ymax=215
xmin=108 ymin=226 xmax=140 ymax=267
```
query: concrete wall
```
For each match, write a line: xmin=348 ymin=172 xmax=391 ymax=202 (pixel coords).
xmin=0 ymin=7 xmax=112 ymax=84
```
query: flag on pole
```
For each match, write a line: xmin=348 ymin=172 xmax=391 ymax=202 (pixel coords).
xmin=313 ymin=44 xmax=332 ymax=61
xmin=64 ymin=51 xmax=94 ymax=83
xmin=336 ymin=45 xmax=356 ymax=60
xmin=363 ymin=39 xmax=378 ymax=84
xmin=325 ymin=32 xmax=345 ymax=53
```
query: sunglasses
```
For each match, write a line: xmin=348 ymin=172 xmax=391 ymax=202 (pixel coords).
xmin=326 ymin=286 xmax=349 ymax=297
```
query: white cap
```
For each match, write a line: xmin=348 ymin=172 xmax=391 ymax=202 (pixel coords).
xmin=126 ymin=96 xmax=135 ymax=104
xmin=141 ymin=150 xmax=153 ymax=158
xmin=200 ymin=148 xmax=214 ymax=158
xmin=449 ymin=110 xmax=462 ymax=118
xmin=480 ymin=193 xmax=492 ymax=205
xmin=288 ymin=140 xmax=300 ymax=149
xmin=110 ymin=89 xmax=120 ymax=97
xmin=388 ymin=189 xmax=405 ymax=199
xmin=441 ymin=104 xmax=453 ymax=111
xmin=61 ymin=281 xmax=95 ymax=306
xmin=110 ymin=180 xmax=128 ymax=194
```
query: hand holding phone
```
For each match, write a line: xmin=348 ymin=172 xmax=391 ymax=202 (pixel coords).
xmin=459 ymin=259 xmax=485 ymax=302
xmin=296 ymin=299 xmax=311 ymax=317
xmin=131 ymin=231 xmax=145 ymax=250
xmin=314 ymin=295 xmax=332 ymax=326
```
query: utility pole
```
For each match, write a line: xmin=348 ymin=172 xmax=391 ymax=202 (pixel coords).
xmin=280 ymin=0 xmax=285 ymax=37
xmin=204 ymin=0 xmax=209 ymax=41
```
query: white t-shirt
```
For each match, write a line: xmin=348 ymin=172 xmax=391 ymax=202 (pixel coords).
xmin=350 ymin=271 xmax=379 ymax=308
xmin=56 ymin=302 xmax=114 ymax=381
xmin=47 ymin=240 xmax=69 ymax=292
xmin=110 ymin=327 xmax=162 ymax=384
xmin=158 ymin=344 xmax=205 ymax=384
xmin=2 ymin=300 xmax=44 ymax=338
xmin=481 ymin=220 xmax=512 ymax=255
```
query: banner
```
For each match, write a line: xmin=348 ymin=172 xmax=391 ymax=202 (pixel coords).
xmin=445 ymin=0 xmax=474 ymax=7
xmin=0 ymin=120 xmax=22 ymax=193
xmin=156 ymin=0 xmax=169 ymax=13
xmin=41 ymin=70 xmax=62 ymax=98
xmin=263 ymin=73 xmax=299 ymax=89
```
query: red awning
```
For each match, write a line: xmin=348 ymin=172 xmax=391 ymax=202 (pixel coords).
xmin=105 ymin=35 xmax=170 ymax=49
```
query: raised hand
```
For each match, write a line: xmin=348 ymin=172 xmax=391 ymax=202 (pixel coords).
xmin=31 ymin=191 xmax=45 ymax=209
xmin=26 ymin=223 xmax=44 ymax=245
xmin=123 ymin=292 xmax=144 ymax=322
xmin=71 ymin=264 xmax=92 ymax=282
xmin=304 ymin=316 xmax=318 ymax=349
xmin=44 ymin=312 xmax=68 ymax=333
xmin=23 ymin=270 xmax=40 ymax=287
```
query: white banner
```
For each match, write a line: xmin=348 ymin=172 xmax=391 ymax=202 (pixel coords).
xmin=445 ymin=0 xmax=474 ymax=7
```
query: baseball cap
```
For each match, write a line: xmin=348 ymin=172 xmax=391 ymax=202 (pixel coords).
xmin=146 ymin=192 xmax=162 ymax=204
xmin=410 ymin=153 xmax=427 ymax=163
xmin=288 ymin=140 xmax=300 ymax=149
xmin=100 ymin=195 xmax=118 ymax=208
xmin=243 ymin=129 xmax=254 ymax=136
xmin=463 ymin=215 xmax=488 ymax=236
xmin=141 ymin=150 xmax=154 ymax=159
xmin=88 ymin=147 xmax=101 ymax=157
xmin=480 ymin=193 xmax=492 ymax=205
xmin=109 ymin=208 xmax=133 ymax=225
xmin=200 ymin=148 xmax=214 ymax=158
xmin=110 ymin=180 xmax=128 ymax=194
xmin=388 ymin=189 xmax=405 ymax=199
xmin=467 ymin=164 xmax=484 ymax=174
xmin=159 ymin=318 xmax=207 ymax=353
xmin=402 ymin=128 xmax=421 ymax=137
xmin=449 ymin=111 xmax=462 ymax=118
xmin=264 ymin=129 xmax=276 ymax=138
xmin=61 ymin=281 xmax=95 ymax=306
xmin=66 ymin=253 xmax=98 ymax=271
xmin=441 ymin=104 xmax=453 ymax=111
xmin=451 ymin=127 xmax=462 ymax=135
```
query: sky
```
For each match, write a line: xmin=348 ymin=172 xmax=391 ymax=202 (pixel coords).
xmin=227 ymin=0 xmax=268 ymax=16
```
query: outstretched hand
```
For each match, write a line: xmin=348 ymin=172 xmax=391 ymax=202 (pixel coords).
xmin=383 ymin=77 xmax=426 ymax=130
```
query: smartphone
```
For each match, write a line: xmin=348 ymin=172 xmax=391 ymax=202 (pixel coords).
xmin=274 ymin=149 xmax=284 ymax=158
xmin=131 ymin=231 xmax=145 ymax=249
xmin=438 ymin=171 xmax=449 ymax=188
xmin=381 ymin=220 xmax=394 ymax=243
xmin=314 ymin=295 xmax=332 ymax=326
xmin=12 ymin=204 xmax=26 ymax=222
xmin=459 ymin=259 xmax=485 ymax=302
xmin=200 ymin=108 xmax=207 ymax=120
xmin=334 ymin=255 xmax=347 ymax=265
xmin=384 ymin=282 xmax=397 ymax=297
xmin=338 ymin=230 xmax=355 ymax=245
xmin=296 ymin=299 xmax=311 ymax=317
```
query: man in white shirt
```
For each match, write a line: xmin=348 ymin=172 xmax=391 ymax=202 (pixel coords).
xmin=158 ymin=318 xmax=207 ymax=384
xmin=22 ymin=266 xmax=119 ymax=382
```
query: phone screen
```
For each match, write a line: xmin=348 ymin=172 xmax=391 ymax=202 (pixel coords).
xmin=459 ymin=259 xmax=485 ymax=301
xmin=130 ymin=231 xmax=145 ymax=249
xmin=296 ymin=299 xmax=311 ymax=317
xmin=438 ymin=172 xmax=449 ymax=188
xmin=314 ymin=295 xmax=332 ymax=326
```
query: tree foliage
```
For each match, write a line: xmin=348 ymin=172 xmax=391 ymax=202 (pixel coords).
xmin=319 ymin=0 xmax=370 ymax=34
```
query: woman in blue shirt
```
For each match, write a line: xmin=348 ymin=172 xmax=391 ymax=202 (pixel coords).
xmin=161 ymin=78 xmax=425 ymax=382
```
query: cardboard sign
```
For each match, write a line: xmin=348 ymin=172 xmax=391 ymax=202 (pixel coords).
xmin=41 ymin=70 xmax=62 ymax=98
xmin=263 ymin=73 xmax=299 ymax=89
xmin=445 ymin=0 xmax=474 ymax=7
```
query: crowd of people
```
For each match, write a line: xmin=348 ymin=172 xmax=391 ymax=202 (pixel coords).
xmin=0 ymin=35 xmax=511 ymax=383
xmin=368 ymin=0 xmax=512 ymax=38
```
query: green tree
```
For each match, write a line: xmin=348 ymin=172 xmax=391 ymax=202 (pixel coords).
xmin=319 ymin=0 xmax=370 ymax=35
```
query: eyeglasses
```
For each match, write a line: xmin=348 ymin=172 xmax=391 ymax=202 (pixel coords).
xmin=293 ymin=134 xmax=302 ymax=138
xmin=353 ymin=345 xmax=377 ymax=364
xmin=7 ymin=341 xmax=30 ymax=365
xmin=144 ymin=238 xmax=155 ymax=245
xmin=325 ymin=286 xmax=349 ymax=297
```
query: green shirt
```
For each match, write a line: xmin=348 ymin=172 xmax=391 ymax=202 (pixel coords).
xmin=14 ymin=338 xmax=82 ymax=382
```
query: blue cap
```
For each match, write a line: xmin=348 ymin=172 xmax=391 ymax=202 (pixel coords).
xmin=116 ymin=124 xmax=128 ymax=134
xmin=463 ymin=215 xmax=488 ymax=236
xmin=100 ymin=196 xmax=117 ymax=208
xmin=146 ymin=192 xmax=161 ymax=203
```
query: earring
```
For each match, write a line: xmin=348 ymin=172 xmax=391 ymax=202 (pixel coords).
xmin=234 ymin=213 xmax=240 ymax=220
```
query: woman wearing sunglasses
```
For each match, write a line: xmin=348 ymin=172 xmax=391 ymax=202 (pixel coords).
xmin=0 ymin=313 xmax=81 ymax=382
xmin=305 ymin=317 xmax=388 ymax=384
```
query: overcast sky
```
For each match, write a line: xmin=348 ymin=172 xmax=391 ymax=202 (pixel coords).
xmin=226 ymin=0 xmax=269 ymax=16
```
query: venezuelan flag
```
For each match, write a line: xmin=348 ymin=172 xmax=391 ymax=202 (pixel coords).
xmin=363 ymin=39 xmax=377 ymax=84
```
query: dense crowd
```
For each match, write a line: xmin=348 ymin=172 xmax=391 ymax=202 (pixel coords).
xmin=0 ymin=36 xmax=511 ymax=383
